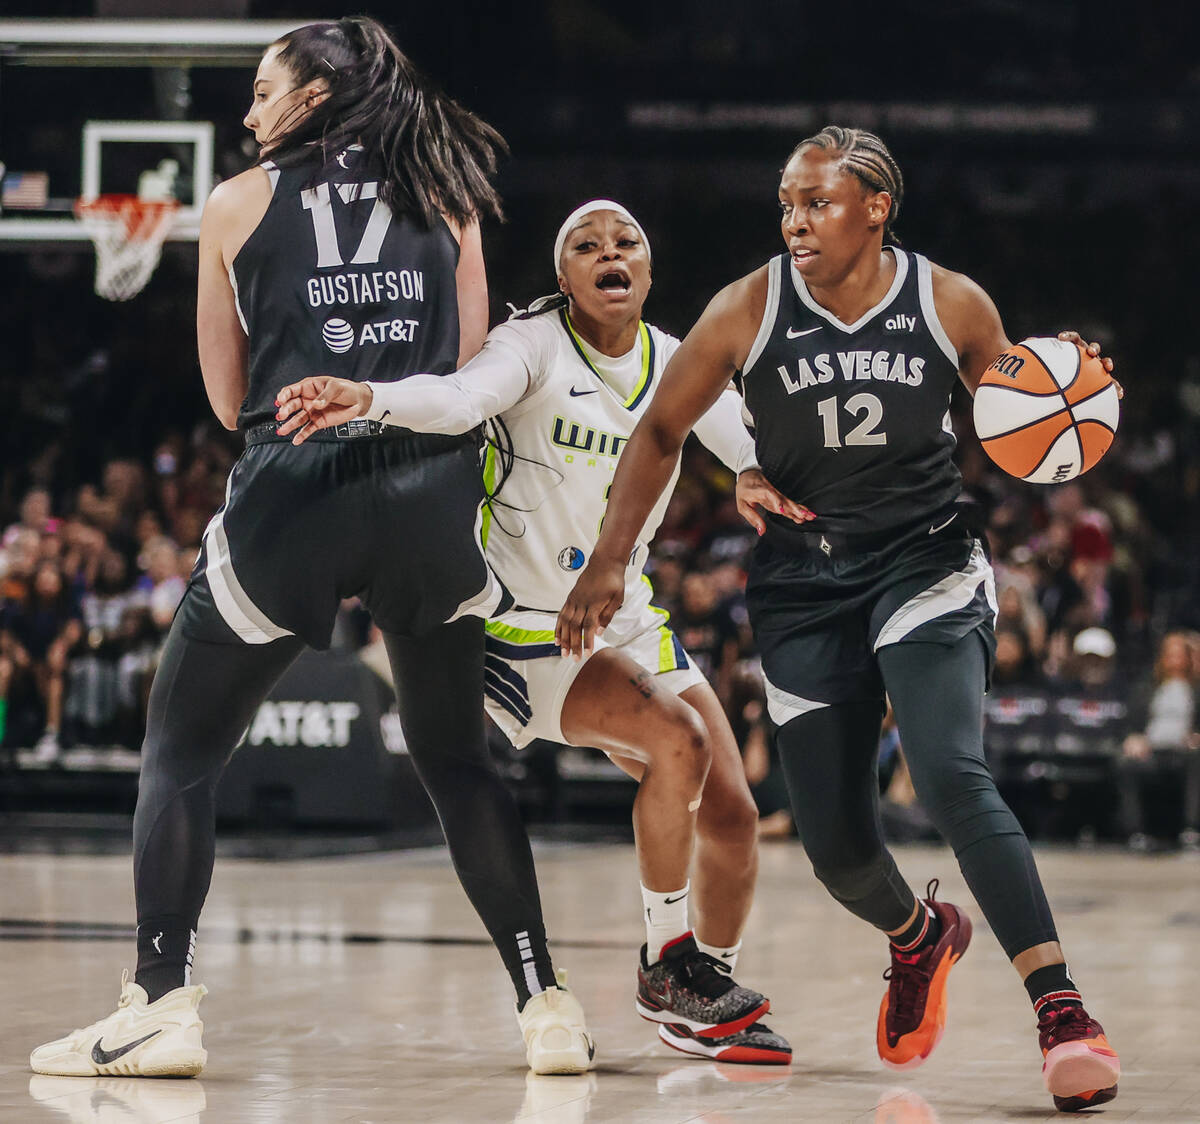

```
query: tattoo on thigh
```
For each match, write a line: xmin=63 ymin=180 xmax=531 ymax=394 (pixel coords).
xmin=631 ymin=670 xmax=655 ymax=700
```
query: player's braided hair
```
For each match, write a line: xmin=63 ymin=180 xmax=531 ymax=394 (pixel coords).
xmin=263 ymin=17 xmax=507 ymax=228
xmin=792 ymin=126 xmax=904 ymax=244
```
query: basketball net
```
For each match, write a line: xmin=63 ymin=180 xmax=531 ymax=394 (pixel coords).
xmin=74 ymin=195 xmax=180 ymax=301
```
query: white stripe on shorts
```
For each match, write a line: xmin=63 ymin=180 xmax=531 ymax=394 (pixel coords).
xmin=447 ymin=501 xmax=509 ymax=623
xmin=202 ymin=477 xmax=294 ymax=645
xmin=872 ymin=540 xmax=996 ymax=652
xmin=764 ymin=674 xmax=829 ymax=726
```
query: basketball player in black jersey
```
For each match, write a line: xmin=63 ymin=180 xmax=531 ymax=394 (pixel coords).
xmin=30 ymin=18 xmax=593 ymax=1079
xmin=559 ymin=127 xmax=1121 ymax=1111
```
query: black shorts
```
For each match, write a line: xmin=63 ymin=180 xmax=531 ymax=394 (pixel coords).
xmin=745 ymin=513 xmax=996 ymax=723
xmin=176 ymin=429 xmax=511 ymax=649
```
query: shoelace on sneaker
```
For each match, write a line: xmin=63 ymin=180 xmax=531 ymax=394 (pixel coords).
xmin=882 ymin=950 xmax=935 ymax=1027
xmin=1038 ymin=1002 xmax=1100 ymax=1048
xmin=679 ymin=950 xmax=736 ymax=999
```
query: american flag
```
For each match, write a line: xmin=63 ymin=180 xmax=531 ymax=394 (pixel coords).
xmin=2 ymin=171 xmax=50 ymax=210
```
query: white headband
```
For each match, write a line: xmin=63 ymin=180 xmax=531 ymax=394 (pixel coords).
xmin=552 ymin=199 xmax=651 ymax=275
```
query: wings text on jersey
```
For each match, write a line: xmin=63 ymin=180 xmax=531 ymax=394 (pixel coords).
xmin=551 ymin=416 xmax=630 ymax=460
xmin=777 ymin=350 xmax=926 ymax=394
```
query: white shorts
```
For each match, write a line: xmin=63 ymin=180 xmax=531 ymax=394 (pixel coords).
xmin=483 ymin=596 xmax=706 ymax=749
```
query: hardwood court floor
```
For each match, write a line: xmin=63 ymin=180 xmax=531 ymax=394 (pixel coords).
xmin=1 ymin=839 xmax=1196 ymax=1122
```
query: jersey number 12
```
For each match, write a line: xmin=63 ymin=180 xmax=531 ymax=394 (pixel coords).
xmin=816 ymin=393 xmax=888 ymax=448
xmin=300 ymin=182 xmax=393 ymax=268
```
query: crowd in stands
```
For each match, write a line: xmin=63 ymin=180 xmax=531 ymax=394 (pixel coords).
xmin=0 ymin=432 xmax=236 ymax=761
xmin=2 ymin=123 xmax=1197 ymax=848
xmin=1 ymin=393 xmax=1198 ymax=850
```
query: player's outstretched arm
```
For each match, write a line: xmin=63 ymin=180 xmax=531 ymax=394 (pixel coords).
xmin=556 ymin=270 xmax=766 ymax=659
xmin=276 ymin=343 xmax=531 ymax=444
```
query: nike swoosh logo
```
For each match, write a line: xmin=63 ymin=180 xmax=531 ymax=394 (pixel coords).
xmin=928 ymin=513 xmax=958 ymax=534
xmin=663 ymin=893 xmax=688 ymax=904
xmin=568 ymin=387 xmax=598 ymax=397
xmin=91 ymin=1029 xmax=162 ymax=1066
xmin=786 ymin=326 xmax=822 ymax=339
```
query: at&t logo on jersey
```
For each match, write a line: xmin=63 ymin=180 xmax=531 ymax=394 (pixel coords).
xmin=558 ymin=546 xmax=586 ymax=571
xmin=323 ymin=318 xmax=356 ymax=353
xmin=322 ymin=316 xmax=421 ymax=354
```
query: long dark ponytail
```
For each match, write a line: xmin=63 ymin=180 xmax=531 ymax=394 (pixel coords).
xmin=263 ymin=17 xmax=507 ymax=228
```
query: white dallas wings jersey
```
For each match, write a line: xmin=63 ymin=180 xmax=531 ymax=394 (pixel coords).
xmin=480 ymin=308 xmax=750 ymax=647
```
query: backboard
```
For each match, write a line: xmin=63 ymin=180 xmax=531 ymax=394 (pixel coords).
xmin=0 ymin=18 xmax=308 ymax=248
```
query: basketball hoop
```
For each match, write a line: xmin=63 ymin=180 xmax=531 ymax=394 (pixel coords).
xmin=74 ymin=194 xmax=180 ymax=301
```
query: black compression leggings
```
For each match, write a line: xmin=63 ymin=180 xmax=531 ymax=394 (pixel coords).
xmin=776 ymin=630 xmax=1058 ymax=959
xmin=385 ymin=620 xmax=554 ymax=998
xmin=134 ymin=617 xmax=554 ymax=1003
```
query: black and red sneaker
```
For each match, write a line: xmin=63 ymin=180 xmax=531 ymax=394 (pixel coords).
xmin=657 ymin=1020 xmax=792 ymax=1064
xmin=1038 ymin=1000 xmax=1120 ymax=1112
xmin=876 ymin=880 xmax=972 ymax=1070
xmin=636 ymin=932 xmax=768 ymax=1037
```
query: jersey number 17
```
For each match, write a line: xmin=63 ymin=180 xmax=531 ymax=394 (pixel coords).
xmin=300 ymin=182 xmax=394 ymax=269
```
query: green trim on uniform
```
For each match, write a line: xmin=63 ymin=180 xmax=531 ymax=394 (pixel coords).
xmin=657 ymin=625 xmax=677 ymax=673
xmin=641 ymin=575 xmax=679 ymax=673
xmin=485 ymin=619 xmax=557 ymax=645
xmin=561 ymin=311 xmax=655 ymax=411
xmin=481 ymin=442 xmax=498 ymax=549
xmin=641 ymin=575 xmax=670 ymax=621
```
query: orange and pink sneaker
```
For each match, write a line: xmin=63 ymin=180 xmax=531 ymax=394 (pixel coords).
xmin=1037 ymin=1000 xmax=1120 ymax=1112
xmin=876 ymin=882 xmax=972 ymax=1069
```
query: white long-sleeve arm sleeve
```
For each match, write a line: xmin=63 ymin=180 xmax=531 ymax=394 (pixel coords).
xmin=691 ymin=387 xmax=760 ymax=475
xmin=363 ymin=341 xmax=530 ymax=434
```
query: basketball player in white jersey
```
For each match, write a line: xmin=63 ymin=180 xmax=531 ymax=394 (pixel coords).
xmin=276 ymin=201 xmax=805 ymax=1062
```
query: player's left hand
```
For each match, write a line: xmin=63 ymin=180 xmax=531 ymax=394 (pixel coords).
xmin=736 ymin=468 xmax=815 ymax=535
xmin=556 ymin=553 xmax=627 ymax=661
xmin=1057 ymin=331 xmax=1123 ymax=399
xmin=275 ymin=377 xmax=373 ymax=444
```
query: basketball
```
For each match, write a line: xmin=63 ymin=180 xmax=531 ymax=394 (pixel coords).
xmin=973 ymin=338 xmax=1120 ymax=484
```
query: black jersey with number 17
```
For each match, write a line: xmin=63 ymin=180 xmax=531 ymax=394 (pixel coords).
xmin=739 ymin=247 xmax=962 ymax=545
xmin=230 ymin=148 xmax=461 ymax=431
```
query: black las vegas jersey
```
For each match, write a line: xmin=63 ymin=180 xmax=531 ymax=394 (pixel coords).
xmin=231 ymin=148 xmax=461 ymax=430
xmin=740 ymin=248 xmax=962 ymax=544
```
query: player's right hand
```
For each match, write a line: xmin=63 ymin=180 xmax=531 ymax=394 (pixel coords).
xmin=275 ymin=377 xmax=373 ymax=445
xmin=736 ymin=468 xmax=815 ymax=535
xmin=556 ymin=555 xmax=627 ymax=660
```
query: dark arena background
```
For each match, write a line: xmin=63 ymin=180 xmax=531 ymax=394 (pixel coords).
xmin=0 ymin=3 xmax=1197 ymax=1121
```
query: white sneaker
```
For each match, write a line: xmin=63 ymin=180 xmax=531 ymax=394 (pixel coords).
xmin=29 ymin=971 xmax=207 ymax=1077
xmin=515 ymin=969 xmax=595 ymax=1075
xmin=30 ymin=731 xmax=60 ymax=765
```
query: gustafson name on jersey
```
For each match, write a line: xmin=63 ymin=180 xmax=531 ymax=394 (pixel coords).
xmin=777 ymin=340 xmax=926 ymax=394
xmin=306 ymin=268 xmax=424 ymax=309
